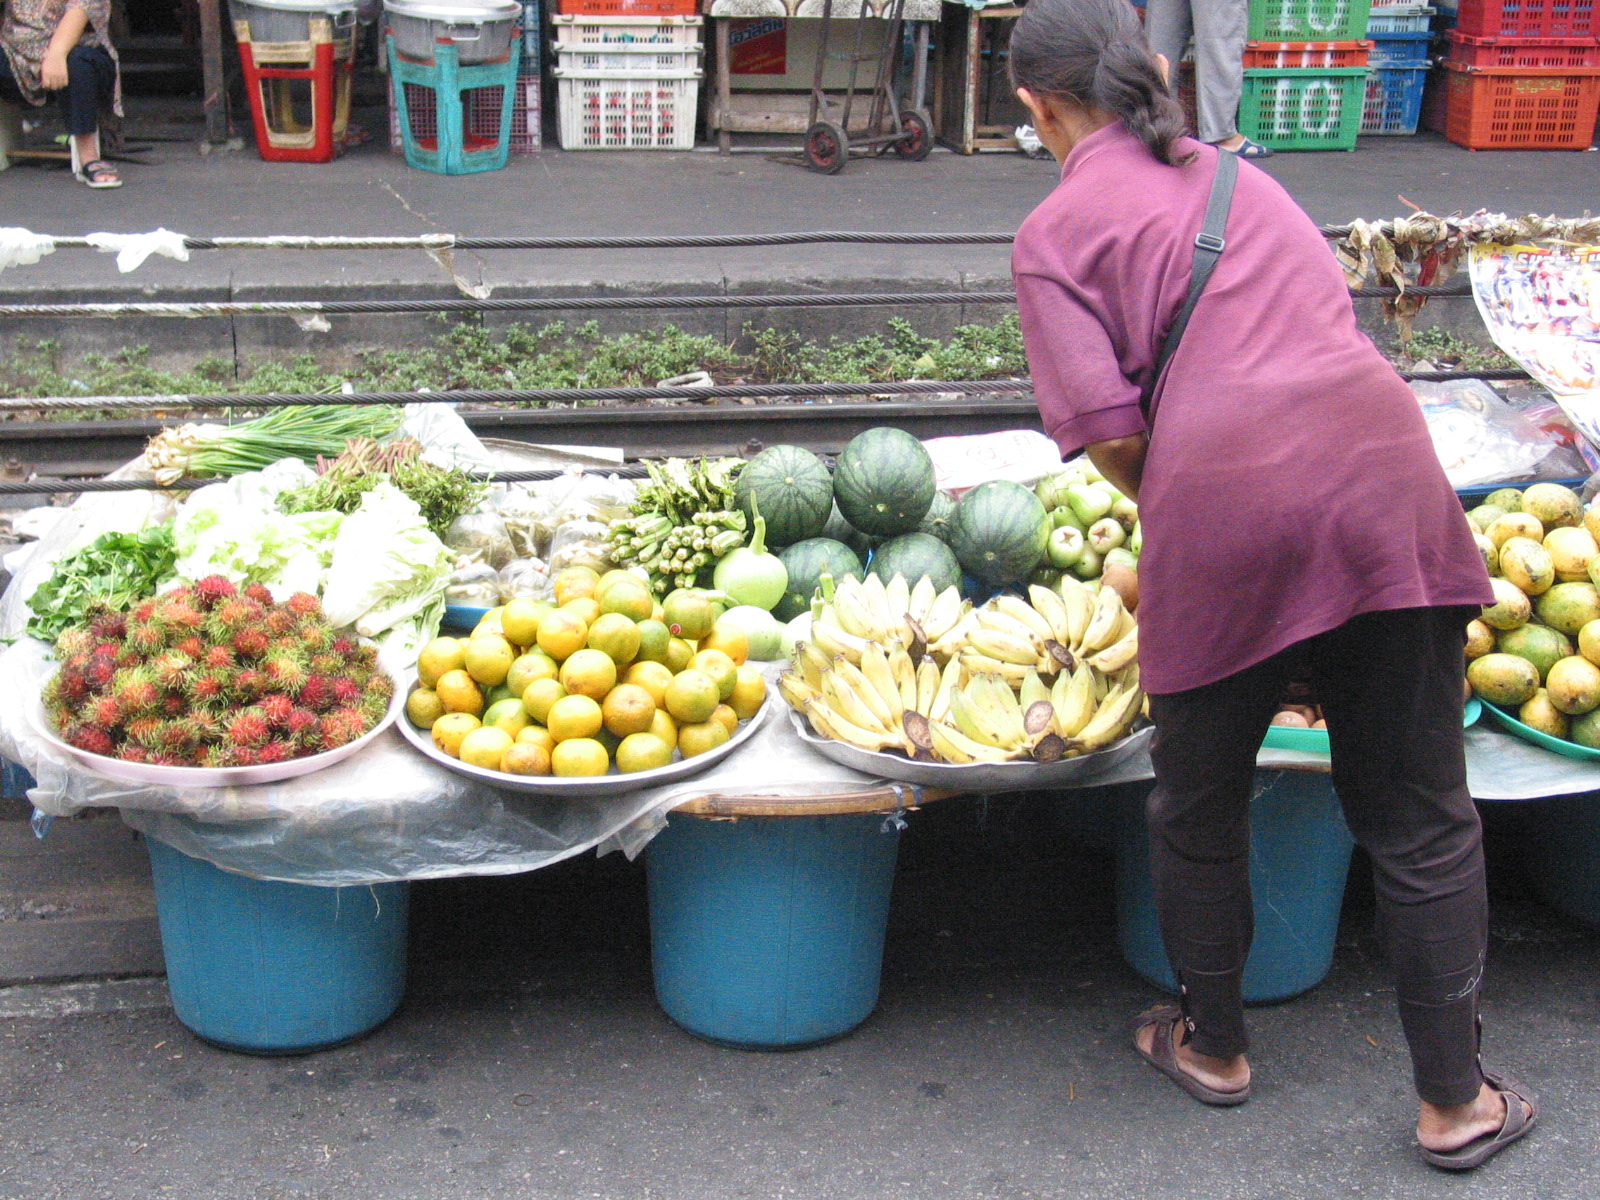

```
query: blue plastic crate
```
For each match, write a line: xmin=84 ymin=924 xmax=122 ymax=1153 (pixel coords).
xmin=1362 ymin=62 xmax=1430 ymax=131
xmin=1368 ymin=27 xmax=1434 ymax=63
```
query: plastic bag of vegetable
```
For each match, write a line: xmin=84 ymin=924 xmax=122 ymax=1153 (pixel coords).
xmin=498 ymin=558 xmax=552 ymax=602
xmin=446 ymin=562 xmax=502 ymax=607
xmin=548 ymin=519 xmax=611 ymax=575
xmin=444 ymin=510 xmax=516 ymax=570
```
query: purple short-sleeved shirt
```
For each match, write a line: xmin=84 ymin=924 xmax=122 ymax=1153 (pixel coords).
xmin=1012 ymin=123 xmax=1492 ymax=695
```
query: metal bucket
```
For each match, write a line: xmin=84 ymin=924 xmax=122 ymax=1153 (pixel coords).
xmin=231 ymin=0 xmax=357 ymax=44
xmin=384 ymin=0 xmax=521 ymax=63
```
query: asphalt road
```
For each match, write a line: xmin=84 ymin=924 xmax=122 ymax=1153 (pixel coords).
xmin=2 ymin=796 xmax=1595 ymax=1200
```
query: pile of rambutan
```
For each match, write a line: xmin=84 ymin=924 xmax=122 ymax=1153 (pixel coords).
xmin=42 ymin=576 xmax=395 ymax=769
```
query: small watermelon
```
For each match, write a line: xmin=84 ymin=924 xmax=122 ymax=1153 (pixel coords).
xmin=733 ymin=445 xmax=834 ymax=548
xmin=868 ymin=533 xmax=962 ymax=594
xmin=916 ymin=490 xmax=958 ymax=543
xmin=822 ymin=502 xmax=873 ymax=555
xmin=951 ymin=480 xmax=1051 ymax=585
xmin=832 ymin=428 xmax=937 ymax=538
xmin=774 ymin=537 xmax=865 ymax=622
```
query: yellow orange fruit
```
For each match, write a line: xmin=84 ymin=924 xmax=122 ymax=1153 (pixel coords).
xmin=431 ymin=712 xmax=481 ymax=757
xmin=664 ymin=637 xmax=694 ymax=673
xmin=501 ymin=598 xmax=548 ymax=648
xmin=710 ymin=704 xmax=738 ymax=737
xmin=536 ymin=610 xmax=588 ymax=662
xmin=602 ymin=683 xmax=657 ymax=737
xmin=648 ymin=708 xmax=678 ymax=747
xmin=598 ymin=580 xmax=655 ymax=623
xmin=664 ymin=669 xmax=720 ymax=724
xmin=460 ymin=726 xmax=514 ymax=770
xmin=623 ymin=659 xmax=674 ymax=707
xmin=553 ymin=565 xmax=601 ymax=607
xmin=561 ymin=596 xmax=601 ymax=628
xmin=586 ymin=612 xmax=642 ymax=665
xmin=506 ymin=650 xmax=559 ymax=696
xmin=463 ymin=634 xmax=515 ymax=686
xmin=560 ymin=648 xmax=618 ymax=701
xmin=699 ymin=623 xmax=749 ymax=666
xmin=472 ymin=608 xmax=506 ymax=638
xmin=547 ymin=694 xmax=604 ymax=742
xmin=435 ymin=669 xmax=485 ymax=715
xmin=502 ymin=741 xmax=552 ymax=776
xmin=406 ymin=687 xmax=445 ymax=729
xmin=615 ymin=732 xmax=673 ymax=774
xmin=516 ymin=724 xmax=556 ymax=755
xmin=482 ymin=697 xmax=532 ymax=738
xmin=678 ymin=719 xmax=730 ymax=759
xmin=417 ymin=637 xmax=466 ymax=687
xmin=729 ymin=666 xmax=767 ymax=720
xmin=633 ymin=618 xmax=671 ymax=665
xmin=522 ymin=677 xmax=568 ymax=725
xmin=552 ymin=737 xmax=609 ymax=777
xmin=690 ymin=649 xmax=739 ymax=701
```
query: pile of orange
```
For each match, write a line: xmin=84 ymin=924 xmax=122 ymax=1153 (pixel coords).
xmin=407 ymin=566 xmax=767 ymax=778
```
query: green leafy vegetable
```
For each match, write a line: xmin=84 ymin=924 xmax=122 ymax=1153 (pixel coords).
xmin=25 ymin=525 xmax=177 ymax=643
xmin=280 ymin=437 xmax=488 ymax=537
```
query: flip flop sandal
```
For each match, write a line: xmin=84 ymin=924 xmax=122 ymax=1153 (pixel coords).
xmin=75 ymin=159 xmax=122 ymax=189
xmin=1227 ymin=138 xmax=1274 ymax=159
xmin=1419 ymin=1072 xmax=1538 ymax=1171
xmin=1131 ymin=1004 xmax=1251 ymax=1107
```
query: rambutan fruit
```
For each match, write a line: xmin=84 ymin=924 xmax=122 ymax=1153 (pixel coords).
xmin=350 ymin=644 xmax=378 ymax=670
xmin=298 ymin=625 xmax=333 ymax=655
xmin=232 ymin=668 xmax=270 ymax=700
xmin=256 ymin=740 xmax=296 ymax=765
xmin=264 ymin=609 xmax=298 ymax=637
xmin=331 ymin=678 xmax=363 ymax=707
xmin=125 ymin=715 xmax=165 ymax=749
xmin=86 ymin=653 xmax=118 ymax=690
xmin=63 ymin=722 xmax=116 ymax=757
xmin=262 ymin=651 xmax=307 ymax=694
xmin=156 ymin=598 xmax=205 ymax=632
xmin=203 ymin=645 xmax=234 ymax=670
xmin=199 ymin=745 xmax=237 ymax=769
xmin=188 ymin=671 xmax=227 ymax=703
xmin=47 ymin=702 xmax=73 ymax=731
xmin=119 ymin=746 xmax=153 ymax=765
xmin=114 ymin=646 xmax=142 ymax=669
xmin=161 ymin=692 xmax=187 ymax=718
xmin=365 ymin=673 xmax=396 ymax=702
xmin=56 ymin=627 xmax=96 ymax=658
xmin=86 ymin=695 xmax=123 ymax=730
xmin=150 ymin=652 xmax=192 ymax=691
xmin=176 ymin=635 xmax=206 ymax=660
xmin=319 ymin=707 xmax=369 ymax=750
xmin=54 ymin=668 xmax=91 ymax=705
xmin=227 ymin=708 xmax=270 ymax=748
xmin=309 ymin=653 xmax=343 ymax=678
xmin=330 ymin=636 xmax=358 ymax=659
xmin=286 ymin=592 xmax=322 ymax=619
xmin=286 ymin=707 xmax=321 ymax=744
xmin=127 ymin=620 xmax=168 ymax=655
xmin=299 ymin=675 xmax=335 ymax=713
xmin=260 ymin=693 xmax=295 ymax=726
xmin=154 ymin=721 xmax=195 ymax=756
xmin=244 ymin=583 xmax=274 ymax=605
xmin=129 ymin=598 xmax=158 ymax=625
xmin=147 ymin=752 xmax=188 ymax=767
xmin=232 ymin=628 xmax=270 ymax=660
xmin=87 ymin=609 xmax=127 ymax=642
xmin=193 ymin=575 xmax=238 ymax=609
xmin=112 ymin=667 xmax=161 ymax=716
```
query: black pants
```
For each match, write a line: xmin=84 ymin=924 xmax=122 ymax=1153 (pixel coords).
xmin=1147 ymin=606 xmax=1487 ymax=1107
xmin=0 ymin=44 xmax=114 ymax=137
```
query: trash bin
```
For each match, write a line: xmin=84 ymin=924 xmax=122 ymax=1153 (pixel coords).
xmin=647 ymin=808 xmax=902 ymax=1049
xmin=1114 ymin=770 xmax=1355 ymax=1003
xmin=1524 ymin=792 xmax=1600 ymax=928
xmin=145 ymin=837 xmax=409 ymax=1054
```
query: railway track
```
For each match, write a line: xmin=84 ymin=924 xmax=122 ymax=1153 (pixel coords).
xmin=0 ymin=395 xmax=1044 ymax=480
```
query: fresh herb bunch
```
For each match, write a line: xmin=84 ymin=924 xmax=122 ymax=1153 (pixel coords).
xmin=143 ymin=405 xmax=404 ymax=484
xmin=280 ymin=437 xmax=488 ymax=537
xmin=25 ymin=526 xmax=178 ymax=644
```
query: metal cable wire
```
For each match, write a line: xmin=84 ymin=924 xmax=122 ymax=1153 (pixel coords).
xmin=40 ymin=232 xmax=1024 ymax=252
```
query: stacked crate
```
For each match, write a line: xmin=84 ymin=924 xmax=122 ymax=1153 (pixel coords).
xmin=1362 ymin=4 xmax=1435 ymax=132
xmin=388 ymin=0 xmax=542 ymax=154
xmin=1433 ymin=0 xmax=1600 ymax=147
xmin=552 ymin=4 xmax=704 ymax=150
xmin=1239 ymin=0 xmax=1375 ymax=150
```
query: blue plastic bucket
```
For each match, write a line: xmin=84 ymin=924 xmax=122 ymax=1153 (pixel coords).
xmin=1115 ymin=770 xmax=1355 ymax=1003
xmin=1524 ymin=792 xmax=1600 ymax=927
xmin=647 ymin=812 xmax=901 ymax=1049
xmin=145 ymin=838 xmax=409 ymax=1054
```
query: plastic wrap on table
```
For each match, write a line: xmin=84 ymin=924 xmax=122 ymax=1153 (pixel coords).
xmin=497 ymin=557 xmax=552 ymax=602
xmin=1413 ymin=379 xmax=1586 ymax=487
xmin=444 ymin=510 xmax=515 ymax=570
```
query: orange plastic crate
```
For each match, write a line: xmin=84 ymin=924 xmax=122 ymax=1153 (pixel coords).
xmin=556 ymin=0 xmax=698 ymax=14
xmin=1442 ymin=60 xmax=1600 ymax=147
xmin=1242 ymin=40 xmax=1373 ymax=67
xmin=1446 ymin=31 xmax=1600 ymax=66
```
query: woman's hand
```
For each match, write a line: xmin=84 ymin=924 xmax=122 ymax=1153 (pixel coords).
xmin=40 ymin=49 xmax=70 ymax=90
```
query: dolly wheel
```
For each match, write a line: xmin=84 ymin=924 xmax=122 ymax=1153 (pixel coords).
xmin=804 ymin=121 xmax=848 ymax=174
xmin=894 ymin=109 xmax=933 ymax=161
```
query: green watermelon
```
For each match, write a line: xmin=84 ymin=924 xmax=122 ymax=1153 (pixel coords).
xmin=773 ymin=537 xmax=864 ymax=622
xmin=917 ymin=490 xmax=958 ymax=543
xmin=951 ymin=481 xmax=1051 ymax=585
xmin=822 ymin=502 xmax=873 ymax=555
xmin=733 ymin=445 xmax=833 ymax=548
xmin=869 ymin=533 xmax=962 ymax=593
xmin=832 ymin=428 xmax=937 ymax=538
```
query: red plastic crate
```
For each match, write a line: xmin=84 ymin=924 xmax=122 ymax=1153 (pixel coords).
xmin=1442 ymin=60 xmax=1600 ymax=147
xmin=1242 ymin=40 xmax=1374 ymax=67
xmin=1446 ymin=30 xmax=1600 ymax=65
xmin=1455 ymin=0 xmax=1599 ymax=38
xmin=556 ymin=0 xmax=698 ymax=14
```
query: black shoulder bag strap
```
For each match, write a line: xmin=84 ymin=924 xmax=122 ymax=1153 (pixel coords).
xmin=1141 ymin=148 xmax=1238 ymax=427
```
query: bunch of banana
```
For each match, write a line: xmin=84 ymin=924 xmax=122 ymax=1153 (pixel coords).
xmin=810 ymin=572 xmax=969 ymax=666
xmin=781 ymin=638 xmax=957 ymax=757
xmin=930 ymin=576 xmax=1138 ymax=682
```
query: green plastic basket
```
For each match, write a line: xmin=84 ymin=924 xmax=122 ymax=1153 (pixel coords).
xmin=1482 ymin=700 xmax=1600 ymax=761
xmin=1261 ymin=697 xmax=1481 ymax=755
xmin=1239 ymin=66 xmax=1370 ymax=150
xmin=1247 ymin=0 xmax=1374 ymax=41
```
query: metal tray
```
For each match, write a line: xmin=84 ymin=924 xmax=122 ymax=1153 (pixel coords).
xmin=28 ymin=670 xmax=405 ymax=789
xmin=786 ymin=706 xmax=1153 ymax=794
xmin=397 ymin=685 xmax=771 ymax=798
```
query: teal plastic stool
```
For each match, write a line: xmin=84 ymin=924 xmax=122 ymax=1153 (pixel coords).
xmin=145 ymin=837 xmax=409 ymax=1054
xmin=1115 ymin=770 xmax=1355 ymax=1003
xmin=1525 ymin=792 xmax=1600 ymax=928
xmin=387 ymin=35 xmax=520 ymax=175
xmin=647 ymin=812 xmax=902 ymax=1049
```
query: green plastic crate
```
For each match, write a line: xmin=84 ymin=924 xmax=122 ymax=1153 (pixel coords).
xmin=1247 ymin=0 xmax=1374 ymax=41
xmin=1239 ymin=66 xmax=1370 ymax=149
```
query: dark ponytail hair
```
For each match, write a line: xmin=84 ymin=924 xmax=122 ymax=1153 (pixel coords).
xmin=1009 ymin=0 xmax=1194 ymax=167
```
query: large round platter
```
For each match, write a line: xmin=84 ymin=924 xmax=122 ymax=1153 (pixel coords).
xmin=397 ymin=685 xmax=772 ymax=798
xmin=1481 ymin=699 xmax=1600 ymax=762
xmin=28 ymin=671 xmax=406 ymax=789
xmin=787 ymin=705 xmax=1153 ymax=793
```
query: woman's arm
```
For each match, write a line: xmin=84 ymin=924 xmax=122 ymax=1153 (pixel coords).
xmin=40 ymin=5 xmax=91 ymax=90
xmin=1085 ymin=434 xmax=1149 ymax=502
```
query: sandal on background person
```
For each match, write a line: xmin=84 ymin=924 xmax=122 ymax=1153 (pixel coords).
xmin=1418 ymin=1073 xmax=1539 ymax=1172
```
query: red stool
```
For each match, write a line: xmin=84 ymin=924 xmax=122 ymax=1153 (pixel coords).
xmin=235 ymin=17 xmax=356 ymax=163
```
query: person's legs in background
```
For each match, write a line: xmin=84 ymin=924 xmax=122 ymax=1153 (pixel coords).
xmin=61 ymin=44 xmax=119 ymax=185
xmin=1188 ymin=0 xmax=1247 ymax=148
xmin=1143 ymin=0 xmax=1194 ymax=113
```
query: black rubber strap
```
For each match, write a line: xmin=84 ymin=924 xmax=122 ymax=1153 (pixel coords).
xmin=1142 ymin=148 xmax=1238 ymax=425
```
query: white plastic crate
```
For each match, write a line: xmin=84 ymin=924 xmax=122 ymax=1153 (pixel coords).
xmin=1366 ymin=5 xmax=1436 ymax=31
xmin=555 ymin=67 xmax=701 ymax=148
xmin=550 ymin=13 xmax=702 ymax=45
xmin=554 ymin=40 xmax=703 ymax=73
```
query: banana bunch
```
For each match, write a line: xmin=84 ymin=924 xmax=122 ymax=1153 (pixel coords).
xmin=809 ymin=572 xmax=969 ymax=665
xmin=929 ymin=576 xmax=1138 ymax=682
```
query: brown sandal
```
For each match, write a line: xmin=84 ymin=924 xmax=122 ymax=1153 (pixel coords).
xmin=1418 ymin=1072 xmax=1538 ymax=1171
xmin=1131 ymin=1005 xmax=1251 ymax=1107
